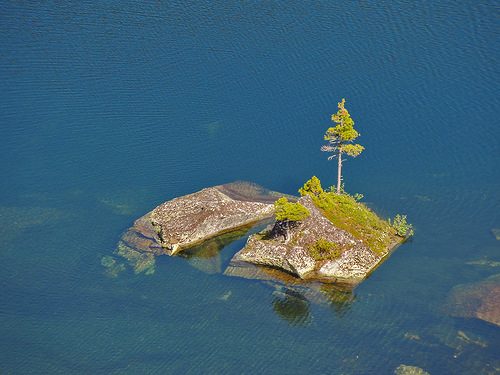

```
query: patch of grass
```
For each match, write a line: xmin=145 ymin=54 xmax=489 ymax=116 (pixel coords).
xmin=308 ymin=238 xmax=342 ymax=261
xmin=311 ymin=192 xmax=397 ymax=255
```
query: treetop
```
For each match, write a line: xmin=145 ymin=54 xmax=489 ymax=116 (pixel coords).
xmin=274 ymin=197 xmax=310 ymax=222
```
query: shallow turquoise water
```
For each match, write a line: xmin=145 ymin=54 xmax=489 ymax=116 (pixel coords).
xmin=1 ymin=1 xmax=499 ymax=374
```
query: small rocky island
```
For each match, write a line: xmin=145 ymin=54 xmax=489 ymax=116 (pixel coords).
xmin=111 ymin=100 xmax=413 ymax=287
xmin=113 ymin=178 xmax=411 ymax=287
xmin=228 ymin=194 xmax=388 ymax=285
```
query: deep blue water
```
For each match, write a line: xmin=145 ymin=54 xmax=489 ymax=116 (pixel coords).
xmin=1 ymin=1 xmax=499 ymax=374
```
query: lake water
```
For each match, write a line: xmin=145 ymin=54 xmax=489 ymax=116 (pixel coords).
xmin=1 ymin=1 xmax=499 ymax=374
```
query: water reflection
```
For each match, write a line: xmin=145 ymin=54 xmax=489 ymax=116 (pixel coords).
xmin=272 ymin=288 xmax=311 ymax=326
xmin=321 ymin=284 xmax=356 ymax=317
xmin=271 ymin=283 xmax=356 ymax=325
xmin=180 ymin=224 xmax=256 ymax=274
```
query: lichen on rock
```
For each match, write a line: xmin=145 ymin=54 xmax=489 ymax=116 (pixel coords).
xmin=112 ymin=182 xmax=288 ymax=276
xmin=228 ymin=195 xmax=387 ymax=285
xmin=150 ymin=183 xmax=278 ymax=255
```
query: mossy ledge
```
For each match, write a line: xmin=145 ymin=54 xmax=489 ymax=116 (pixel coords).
xmin=228 ymin=194 xmax=405 ymax=285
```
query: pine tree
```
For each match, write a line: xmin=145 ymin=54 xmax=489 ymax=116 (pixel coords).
xmin=273 ymin=197 xmax=310 ymax=242
xmin=321 ymin=98 xmax=364 ymax=194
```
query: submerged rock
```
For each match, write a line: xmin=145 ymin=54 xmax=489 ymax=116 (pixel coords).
xmin=465 ymin=258 xmax=500 ymax=268
xmin=218 ymin=290 xmax=232 ymax=301
xmin=120 ymin=212 xmax=163 ymax=255
xmin=444 ymin=274 xmax=500 ymax=327
xmin=491 ymin=228 xmax=500 ymax=241
xmin=0 ymin=206 xmax=69 ymax=246
xmin=101 ymin=255 xmax=126 ymax=278
xmin=116 ymin=242 xmax=156 ymax=275
xmin=228 ymin=195 xmax=394 ymax=285
xmin=395 ymin=365 xmax=430 ymax=375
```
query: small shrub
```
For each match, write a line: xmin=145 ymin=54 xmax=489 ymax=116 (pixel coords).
xmin=390 ymin=214 xmax=414 ymax=237
xmin=274 ymin=197 xmax=310 ymax=222
xmin=327 ymin=183 xmax=345 ymax=194
xmin=299 ymin=176 xmax=324 ymax=197
xmin=308 ymin=238 xmax=341 ymax=261
xmin=353 ymin=193 xmax=364 ymax=201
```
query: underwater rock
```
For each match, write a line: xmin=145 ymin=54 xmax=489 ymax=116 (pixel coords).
xmin=120 ymin=213 xmax=163 ymax=255
xmin=228 ymin=195 xmax=391 ymax=285
xmin=394 ymin=365 xmax=430 ymax=375
xmin=0 ymin=206 xmax=69 ymax=245
xmin=444 ymin=274 xmax=500 ymax=327
xmin=116 ymin=242 xmax=155 ymax=275
xmin=101 ymin=255 xmax=126 ymax=278
xmin=150 ymin=182 xmax=283 ymax=255
xmin=465 ymin=258 xmax=500 ymax=268
xmin=98 ymin=188 xmax=153 ymax=216
xmin=218 ymin=291 xmax=232 ymax=301
xmin=491 ymin=228 xmax=500 ymax=241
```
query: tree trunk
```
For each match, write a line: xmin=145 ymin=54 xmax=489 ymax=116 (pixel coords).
xmin=336 ymin=148 xmax=343 ymax=194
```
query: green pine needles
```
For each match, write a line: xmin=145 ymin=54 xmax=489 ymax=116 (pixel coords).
xmin=389 ymin=214 xmax=414 ymax=237
xmin=299 ymin=176 xmax=412 ymax=254
xmin=321 ymin=98 xmax=364 ymax=194
xmin=274 ymin=197 xmax=310 ymax=222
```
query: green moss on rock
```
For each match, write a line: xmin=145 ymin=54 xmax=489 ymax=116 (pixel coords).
xmin=308 ymin=238 xmax=341 ymax=261
xmin=299 ymin=177 xmax=400 ymax=255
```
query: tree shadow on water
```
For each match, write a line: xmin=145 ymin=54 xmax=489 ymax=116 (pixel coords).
xmin=321 ymin=284 xmax=356 ymax=317
xmin=272 ymin=289 xmax=312 ymax=326
xmin=271 ymin=283 xmax=356 ymax=325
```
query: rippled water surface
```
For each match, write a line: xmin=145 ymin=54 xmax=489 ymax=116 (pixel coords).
xmin=1 ymin=1 xmax=499 ymax=374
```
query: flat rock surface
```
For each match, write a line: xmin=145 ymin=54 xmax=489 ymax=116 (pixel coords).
xmin=229 ymin=195 xmax=384 ymax=284
xmin=119 ymin=182 xmax=286 ymax=256
xmin=444 ymin=274 xmax=500 ymax=327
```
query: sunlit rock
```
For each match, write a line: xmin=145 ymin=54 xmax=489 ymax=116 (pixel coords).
xmin=113 ymin=182 xmax=288 ymax=275
xmin=228 ymin=195 xmax=390 ymax=285
xmin=150 ymin=182 xmax=282 ymax=255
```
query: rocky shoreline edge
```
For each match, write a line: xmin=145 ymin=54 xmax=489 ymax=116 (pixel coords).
xmin=111 ymin=181 xmax=405 ymax=286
